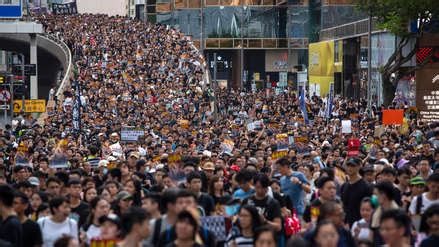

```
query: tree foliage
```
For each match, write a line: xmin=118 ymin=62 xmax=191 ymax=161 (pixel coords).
xmin=355 ymin=0 xmax=439 ymax=105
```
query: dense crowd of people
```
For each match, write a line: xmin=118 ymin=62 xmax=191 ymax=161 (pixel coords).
xmin=0 ymin=13 xmax=439 ymax=247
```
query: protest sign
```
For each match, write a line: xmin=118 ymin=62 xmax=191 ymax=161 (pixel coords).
xmin=50 ymin=154 xmax=69 ymax=169
xmin=347 ymin=138 xmax=360 ymax=157
xmin=382 ymin=109 xmax=404 ymax=125
xmin=294 ymin=136 xmax=308 ymax=143
xmin=220 ymin=139 xmax=235 ymax=155
xmin=341 ymin=120 xmax=352 ymax=134
xmin=271 ymin=150 xmax=288 ymax=160
xmin=121 ymin=126 xmax=145 ymax=142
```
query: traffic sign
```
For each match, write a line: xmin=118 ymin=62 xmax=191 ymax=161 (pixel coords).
xmin=0 ymin=90 xmax=11 ymax=102
xmin=0 ymin=105 xmax=9 ymax=110
xmin=13 ymin=64 xmax=36 ymax=76
xmin=0 ymin=0 xmax=22 ymax=19
xmin=13 ymin=100 xmax=46 ymax=113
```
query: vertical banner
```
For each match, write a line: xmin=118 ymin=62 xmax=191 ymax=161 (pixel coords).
xmin=299 ymin=86 xmax=309 ymax=125
xmin=325 ymin=83 xmax=334 ymax=119
xmin=72 ymin=80 xmax=81 ymax=135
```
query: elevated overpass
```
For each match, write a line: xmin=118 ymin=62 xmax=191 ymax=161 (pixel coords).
xmin=0 ymin=21 xmax=72 ymax=100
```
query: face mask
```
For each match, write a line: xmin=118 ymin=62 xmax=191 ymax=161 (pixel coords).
xmin=371 ymin=195 xmax=379 ymax=208
xmin=225 ymin=204 xmax=240 ymax=216
xmin=103 ymin=168 xmax=108 ymax=175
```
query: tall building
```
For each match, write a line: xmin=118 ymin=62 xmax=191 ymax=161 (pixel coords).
xmin=136 ymin=0 xmax=311 ymax=90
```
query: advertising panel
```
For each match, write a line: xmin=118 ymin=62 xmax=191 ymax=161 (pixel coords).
xmin=415 ymin=63 xmax=439 ymax=122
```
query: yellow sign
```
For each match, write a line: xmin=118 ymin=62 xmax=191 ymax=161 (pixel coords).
xmin=0 ymin=75 xmax=4 ymax=84
xmin=13 ymin=100 xmax=46 ymax=113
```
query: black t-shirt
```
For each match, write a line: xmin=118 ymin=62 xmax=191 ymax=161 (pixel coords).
xmin=421 ymin=235 xmax=439 ymax=247
xmin=22 ymin=219 xmax=43 ymax=247
xmin=341 ymin=179 xmax=373 ymax=226
xmin=243 ymin=196 xmax=282 ymax=221
xmin=70 ymin=201 xmax=89 ymax=228
xmin=158 ymin=227 xmax=216 ymax=247
xmin=303 ymin=198 xmax=323 ymax=223
xmin=197 ymin=193 xmax=215 ymax=216
xmin=0 ymin=215 xmax=22 ymax=247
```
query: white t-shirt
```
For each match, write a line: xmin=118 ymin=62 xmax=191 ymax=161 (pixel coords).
xmin=37 ymin=216 xmax=78 ymax=247
xmin=351 ymin=219 xmax=371 ymax=241
xmin=409 ymin=193 xmax=439 ymax=215
xmin=86 ymin=224 xmax=101 ymax=244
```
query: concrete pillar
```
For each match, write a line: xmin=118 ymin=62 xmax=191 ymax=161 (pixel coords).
xmin=30 ymin=34 xmax=38 ymax=99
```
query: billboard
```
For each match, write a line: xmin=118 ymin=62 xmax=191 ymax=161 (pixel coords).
xmin=308 ymin=40 xmax=335 ymax=96
xmin=0 ymin=0 xmax=22 ymax=18
xmin=416 ymin=63 xmax=439 ymax=123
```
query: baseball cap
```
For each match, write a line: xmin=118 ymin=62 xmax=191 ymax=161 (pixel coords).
xmin=28 ymin=177 xmax=40 ymax=187
xmin=98 ymin=213 xmax=121 ymax=228
xmin=410 ymin=176 xmax=426 ymax=186
xmin=202 ymin=162 xmax=215 ymax=171
xmin=116 ymin=191 xmax=133 ymax=201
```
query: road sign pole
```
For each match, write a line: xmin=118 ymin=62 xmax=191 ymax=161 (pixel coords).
xmin=9 ymin=75 xmax=13 ymax=120
xmin=21 ymin=54 xmax=25 ymax=113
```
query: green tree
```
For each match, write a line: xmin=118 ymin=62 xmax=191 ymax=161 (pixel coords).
xmin=355 ymin=0 xmax=439 ymax=105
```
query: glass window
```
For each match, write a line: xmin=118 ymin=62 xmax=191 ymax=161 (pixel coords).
xmin=173 ymin=9 xmax=202 ymax=38
xmin=263 ymin=39 xmax=277 ymax=48
xmin=175 ymin=0 xmax=187 ymax=8
xmin=188 ymin=0 xmax=201 ymax=8
xmin=220 ymin=0 xmax=241 ymax=6
xmin=243 ymin=7 xmax=281 ymax=38
xmin=287 ymin=6 xmax=309 ymax=38
xmin=206 ymin=39 xmax=220 ymax=48
xmin=248 ymin=39 xmax=262 ymax=48
xmin=205 ymin=0 xmax=220 ymax=5
xmin=204 ymin=7 xmax=243 ymax=38
xmin=321 ymin=5 xmax=367 ymax=29
xmin=156 ymin=3 xmax=172 ymax=12
xmin=220 ymin=39 xmax=234 ymax=48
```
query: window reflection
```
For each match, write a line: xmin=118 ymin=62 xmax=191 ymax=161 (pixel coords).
xmin=188 ymin=0 xmax=201 ymax=8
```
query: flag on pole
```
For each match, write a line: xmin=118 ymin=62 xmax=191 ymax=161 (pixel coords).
xmin=299 ymin=86 xmax=309 ymax=125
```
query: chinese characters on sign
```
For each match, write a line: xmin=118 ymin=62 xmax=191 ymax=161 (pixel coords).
xmin=420 ymin=90 xmax=439 ymax=122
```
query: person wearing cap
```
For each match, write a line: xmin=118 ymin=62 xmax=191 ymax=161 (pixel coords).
xmin=409 ymin=173 xmax=439 ymax=230
xmin=378 ymin=167 xmax=402 ymax=206
xmin=341 ymin=158 xmax=373 ymax=227
xmin=97 ymin=213 xmax=121 ymax=242
xmin=410 ymin=176 xmax=426 ymax=199
xmin=113 ymin=191 xmax=133 ymax=216
xmin=201 ymin=161 xmax=215 ymax=182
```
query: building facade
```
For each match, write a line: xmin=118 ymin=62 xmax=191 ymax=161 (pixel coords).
xmin=134 ymin=0 xmax=310 ymax=89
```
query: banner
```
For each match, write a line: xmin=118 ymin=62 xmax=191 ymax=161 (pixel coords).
xmin=72 ymin=80 xmax=81 ymax=134
xmin=325 ymin=83 xmax=334 ymax=119
xmin=382 ymin=109 xmax=404 ymax=125
xmin=52 ymin=1 xmax=77 ymax=15
xmin=299 ymin=86 xmax=309 ymax=125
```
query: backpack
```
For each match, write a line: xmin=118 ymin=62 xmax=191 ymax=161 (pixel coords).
xmin=152 ymin=218 xmax=163 ymax=245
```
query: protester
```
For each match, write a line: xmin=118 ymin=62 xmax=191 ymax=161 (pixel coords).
xmin=38 ymin=196 xmax=78 ymax=247
xmin=118 ymin=207 xmax=151 ymax=247
xmin=0 ymin=185 xmax=23 ymax=247
xmin=13 ymin=192 xmax=43 ymax=247
xmin=0 ymin=10 xmax=437 ymax=247
xmin=379 ymin=209 xmax=411 ymax=247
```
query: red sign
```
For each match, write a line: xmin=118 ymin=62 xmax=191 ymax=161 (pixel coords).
xmin=347 ymin=138 xmax=360 ymax=157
